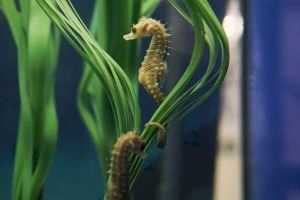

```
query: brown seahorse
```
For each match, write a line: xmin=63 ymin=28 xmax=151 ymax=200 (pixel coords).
xmin=124 ymin=17 xmax=170 ymax=104
xmin=107 ymin=131 xmax=145 ymax=200
xmin=145 ymin=122 xmax=167 ymax=149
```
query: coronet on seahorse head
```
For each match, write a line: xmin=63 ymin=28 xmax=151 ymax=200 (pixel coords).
xmin=123 ymin=17 xmax=164 ymax=40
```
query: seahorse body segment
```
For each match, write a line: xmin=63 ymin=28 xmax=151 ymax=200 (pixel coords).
xmin=145 ymin=122 xmax=167 ymax=149
xmin=124 ymin=17 xmax=170 ymax=104
xmin=107 ymin=131 xmax=145 ymax=200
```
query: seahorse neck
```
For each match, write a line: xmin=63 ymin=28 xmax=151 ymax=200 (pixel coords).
xmin=143 ymin=26 xmax=168 ymax=65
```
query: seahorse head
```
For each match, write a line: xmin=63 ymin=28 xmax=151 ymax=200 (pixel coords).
xmin=123 ymin=17 xmax=153 ymax=40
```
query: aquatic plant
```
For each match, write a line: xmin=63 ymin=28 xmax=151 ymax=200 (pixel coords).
xmin=0 ymin=1 xmax=60 ymax=199
xmin=76 ymin=0 xmax=144 ymax=182
xmin=1 ymin=0 xmax=228 ymax=199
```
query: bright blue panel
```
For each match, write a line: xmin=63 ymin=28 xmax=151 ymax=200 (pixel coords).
xmin=250 ymin=0 xmax=300 ymax=200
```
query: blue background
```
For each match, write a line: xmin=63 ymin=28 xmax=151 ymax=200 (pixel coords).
xmin=249 ymin=0 xmax=300 ymax=200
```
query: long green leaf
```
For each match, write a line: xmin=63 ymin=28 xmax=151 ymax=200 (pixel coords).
xmin=128 ymin=0 xmax=229 ymax=191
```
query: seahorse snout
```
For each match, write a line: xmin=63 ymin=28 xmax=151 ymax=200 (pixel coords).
xmin=123 ymin=33 xmax=137 ymax=40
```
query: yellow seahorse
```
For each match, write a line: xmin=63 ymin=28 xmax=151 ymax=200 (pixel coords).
xmin=124 ymin=17 xmax=170 ymax=104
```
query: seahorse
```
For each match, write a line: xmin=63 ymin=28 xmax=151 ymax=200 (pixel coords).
xmin=124 ymin=17 xmax=170 ymax=104
xmin=145 ymin=122 xmax=167 ymax=149
xmin=107 ymin=131 xmax=145 ymax=200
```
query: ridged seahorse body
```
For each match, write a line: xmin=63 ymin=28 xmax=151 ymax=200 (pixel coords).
xmin=107 ymin=131 xmax=145 ymax=200
xmin=124 ymin=17 xmax=170 ymax=104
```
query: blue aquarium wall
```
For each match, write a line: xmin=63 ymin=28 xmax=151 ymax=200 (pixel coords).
xmin=248 ymin=0 xmax=300 ymax=199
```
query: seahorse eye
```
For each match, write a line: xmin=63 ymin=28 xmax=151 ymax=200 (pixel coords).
xmin=131 ymin=26 xmax=137 ymax=33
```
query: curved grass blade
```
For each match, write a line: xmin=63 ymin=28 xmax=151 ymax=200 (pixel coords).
xmin=36 ymin=0 xmax=142 ymax=184
xmin=1 ymin=1 xmax=60 ymax=199
xmin=128 ymin=0 xmax=229 ymax=190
